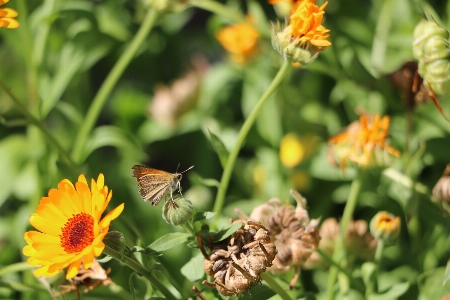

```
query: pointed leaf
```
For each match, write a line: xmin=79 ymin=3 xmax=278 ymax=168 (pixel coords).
xmin=181 ymin=252 xmax=205 ymax=282
xmin=213 ymin=223 xmax=243 ymax=242
xmin=193 ymin=211 xmax=216 ymax=223
xmin=147 ymin=232 xmax=191 ymax=252
xmin=444 ymin=260 xmax=450 ymax=285
xmin=103 ymin=231 xmax=125 ymax=255
xmin=208 ymin=129 xmax=229 ymax=168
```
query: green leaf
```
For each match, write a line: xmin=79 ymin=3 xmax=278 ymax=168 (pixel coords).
xmin=245 ymin=284 xmax=276 ymax=299
xmin=147 ymin=233 xmax=191 ymax=252
xmin=129 ymin=272 xmax=137 ymax=300
xmin=208 ymin=129 xmax=229 ymax=168
xmin=190 ymin=172 xmax=220 ymax=187
xmin=368 ymin=282 xmax=410 ymax=300
xmin=82 ymin=125 xmax=146 ymax=163
xmin=213 ymin=223 xmax=243 ymax=242
xmin=444 ymin=260 xmax=450 ymax=285
xmin=180 ymin=252 xmax=205 ymax=282
xmin=193 ymin=211 xmax=216 ymax=223
xmin=103 ymin=231 xmax=126 ymax=255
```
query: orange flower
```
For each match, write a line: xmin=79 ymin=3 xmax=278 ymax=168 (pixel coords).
xmin=271 ymin=0 xmax=331 ymax=63
xmin=328 ymin=114 xmax=400 ymax=170
xmin=370 ymin=211 xmax=401 ymax=241
xmin=0 ymin=0 xmax=18 ymax=28
xmin=23 ymin=174 xmax=124 ymax=279
xmin=216 ymin=22 xmax=260 ymax=64
xmin=289 ymin=0 xmax=331 ymax=48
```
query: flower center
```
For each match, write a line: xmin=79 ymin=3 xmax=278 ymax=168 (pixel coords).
xmin=60 ymin=213 xmax=95 ymax=253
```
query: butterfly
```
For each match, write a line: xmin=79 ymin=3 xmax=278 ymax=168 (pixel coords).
xmin=132 ymin=165 xmax=194 ymax=206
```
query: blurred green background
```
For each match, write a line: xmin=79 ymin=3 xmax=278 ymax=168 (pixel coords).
xmin=1 ymin=0 xmax=450 ymax=299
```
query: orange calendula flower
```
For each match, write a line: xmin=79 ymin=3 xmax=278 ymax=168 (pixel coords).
xmin=271 ymin=0 xmax=331 ymax=63
xmin=0 ymin=0 xmax=18 ymax=28
xmin=216 ymin=22 xmax=260 ymax=64
xmin=328 ymin=114 xmax=400 ymax=170
xmin=22 ymin=174 xmax=124 ymax=279
xmin=370 ymin=211 xmax=401 ymax=242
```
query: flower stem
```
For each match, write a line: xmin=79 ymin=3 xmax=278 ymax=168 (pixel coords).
xmin=213 ymin=60 xmax=291 ymax=216
xmin=366 ymin=239 xmax=384 ymax=295
xmin=326 ymin=168 xmax=365 ymax=300
xmin=103 ymin=246 xmax=177 ymax=300
xmin=261 ymin=272 xmax=292 ymax=300
xmin=0 ymin=79 xmax=77 ymax=168
xmin=190 ymin=0 xmax=246 ymax=23
xmin=71 ymin=7 xmax=159 ymax=164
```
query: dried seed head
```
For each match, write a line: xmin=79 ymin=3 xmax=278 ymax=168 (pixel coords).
xmin=249 ymin=191 xmax=320 ymax=289
xmin=52 ymin=259 xmax=113 ymax=297
xmin=433 ymin=164 xmax=450 ymax=204
xmin=200 ymin=219 xmax=277 ymax=296
xmin=304 ymin=218 xmax=377 ymax=269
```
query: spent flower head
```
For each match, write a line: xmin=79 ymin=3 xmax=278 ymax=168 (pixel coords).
xmin=0 ymin=0 xmax=18 ymax=28
xmin=271 ymin=0 xmax=331 ymax=64
xmin=249 ymin=190 xmax=320 ymax=289
xmin=304 ymin=217 xmax=376 ymax=269
xmin=433 ymin=164 xmax=450 ymax=204
xmin=328 ymin=114 xmax=400 ymax=171
xmin=22 ymin=174 xmax=124 ymax=279
xmin=216 ymin=20 xmax=260 ymax=65
xmin=200 ymin=219 xmax=276 ymax=296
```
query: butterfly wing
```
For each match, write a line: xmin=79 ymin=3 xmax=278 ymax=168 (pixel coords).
xmin=132 ymin=165 xmax=178 ymax=206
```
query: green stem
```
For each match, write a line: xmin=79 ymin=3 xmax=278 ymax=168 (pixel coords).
xmin=213 ymin=60 xmax=291 ymax=216
xmin=0 ymin=79 xmax=77 ymax=168
xmin=103 ymin=246 xmax=177 ymax=300
xmin=190 ymin=0 xmax=245 ymax=23
xmin=326 ymin=168 xmax=365 ymax=300
xmin=365 ymin=239 xmax=384 ymax=296
xmin=261 ymin=272 xmax=292 ymax=300
xmin=71 ymin=7 xmax=159 ymax=164
xmin=0 ymin=262 xmax=34 ymax=277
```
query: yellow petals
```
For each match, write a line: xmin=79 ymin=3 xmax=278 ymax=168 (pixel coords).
xmin=280 ymin=133 xmax=305 ymax=168
xmin=22 ymin=174 xmax=124 ymax=279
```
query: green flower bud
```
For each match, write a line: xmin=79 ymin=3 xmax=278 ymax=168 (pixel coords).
xmin=271 ymin=20 xmax=321 ymax=65
xmin=162 ymin=196 xmax=193 ymax=226
xmin=369 ymin=211 xmax=400 ymax=242
xmin=423 ymin=59 xmax=450 ymax=95
xmin=413 ymin=20 xmax=449 ymax=61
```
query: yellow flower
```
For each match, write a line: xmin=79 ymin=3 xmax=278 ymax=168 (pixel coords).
xmin=328 ymin=114 xmax=400 ymax=170
xmin=0 ymin=0 xmax=19 ymax=29
xmin=271 ymin=0 xmax=331 ymax=63
xmin=216 ymin=22 xmax=260 ymax=64
xmin=370 ymin=211 xmax=401 ymax=242
xmin=280 ymin=133 xmax=305 ymax=168
xmin=22 ymin=174 xmax=124 ymax=279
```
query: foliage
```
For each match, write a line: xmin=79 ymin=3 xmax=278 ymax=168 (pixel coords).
xmin=1 ymin=0 xmax=450 ymax=299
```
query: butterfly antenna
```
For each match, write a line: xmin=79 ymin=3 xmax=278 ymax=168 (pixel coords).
xmin=181 ymin=165 xmax=194 ymax=174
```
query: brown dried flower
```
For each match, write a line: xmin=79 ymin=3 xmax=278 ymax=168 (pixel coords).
xmin=249 ymin=190 xmax=320 ymax=289
xmin=432 ymin=164 xmax=450 ymax=204
xmin=199 ymin=219 xmax=277 ymax=296
xmin=304 ymin=217 xmax=377 ymax=269
xmin=53 ymin=259 xmax=113 ymax=297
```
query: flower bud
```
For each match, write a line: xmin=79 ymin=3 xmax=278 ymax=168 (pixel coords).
xmin=161 ymin=196 xmax=193 ymax=226
xmin=370 ymin=211 xmax=400 ymax=242
xmin=413 ymin=20 xmax=449 ymax=61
